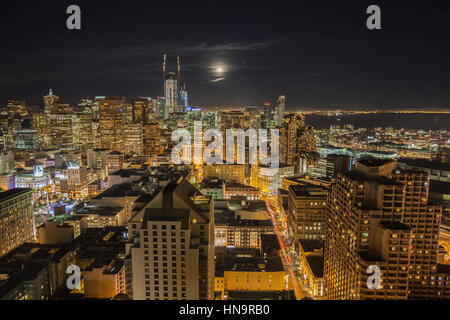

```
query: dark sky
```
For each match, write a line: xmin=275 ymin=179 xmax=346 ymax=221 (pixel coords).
xmin=1 ymin=0 xmax=450 ymax=109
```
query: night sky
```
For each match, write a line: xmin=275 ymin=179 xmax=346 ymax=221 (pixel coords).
xmin=1 ymin=0 xmax=450 ymax=109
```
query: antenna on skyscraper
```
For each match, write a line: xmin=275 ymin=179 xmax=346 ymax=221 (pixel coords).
xmin=163 ymin=54 xmax=167 ymax=78
xmin=177 ymin=56 xmax=181 ymax=83
xmin=177 ymin=56 xmax=181 ymax=108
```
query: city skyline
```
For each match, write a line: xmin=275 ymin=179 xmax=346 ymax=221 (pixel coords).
xmin=0 ymin=0 xmax=449 ymax=305
xmin=1 ymin=1 xmax=450 ymax=108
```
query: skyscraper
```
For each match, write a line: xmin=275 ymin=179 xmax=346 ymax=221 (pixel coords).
xmin=0 ymin=189 xmax=34 ymax=258
xmin=275 ymin=95 xmax=286 ymax=127
xmin=163 ymin=54 xmax=184 ymax=114
xmin=97 ymin=96 xmax=126 ymax=151
xmin=324 ymin=158 xmax=448 ymax=299
xmin=125 ymin=178 xmax=215 ymax=300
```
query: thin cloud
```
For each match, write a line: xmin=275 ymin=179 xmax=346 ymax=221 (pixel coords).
xmin=210 ymin=78 xmax=225 ymax=83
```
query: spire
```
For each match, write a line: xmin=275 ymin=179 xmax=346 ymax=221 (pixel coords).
xmin=177 ymin=56 xmax=181 ymax=83
xmin=163 ymin=54 xmax=167 ymax=78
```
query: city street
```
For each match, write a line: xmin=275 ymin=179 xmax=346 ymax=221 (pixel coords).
xmin=263 ymin=195 xmax=313 ymax=300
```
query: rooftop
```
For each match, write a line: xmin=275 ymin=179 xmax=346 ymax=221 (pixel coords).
xmin=93 ymin=183 xmax=143 ymax=199
xmin=0 ymin=188 xmax=33 ymax=202
xmin=398 ymin=158 xmax=450 ymax=172
xmin=289 ymin=184 xmax=328 ymax=197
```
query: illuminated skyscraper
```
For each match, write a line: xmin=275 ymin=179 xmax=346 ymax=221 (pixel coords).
xmin=43 ymin=89 xmax=59 ymax=115
xmin=0 ymin=189 xmax=34 ymax=258
xmin=275 ymin=95 xmax=286 ymax=127
xmin=97 ymin=96 xmax=126 ymax=151
xmin=49 ymin=100 xmax=73 ymax=149
xmin=324 ymin=158 xmax=449 ymax=300
xmin=180 ymin=84 xmax=188 ymax=112
xmin=163 ymin=54 xmax=186 ymax=114
xmin=132 ymin=97 xmax=152 ymax=124
xmin=164 ymin=72 xmax=179 ymax=114
xmin=126 ymin=179 xmax=215 ymax=300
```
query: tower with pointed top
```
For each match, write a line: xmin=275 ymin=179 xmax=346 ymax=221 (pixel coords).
xmin=162 ymin=54 xmax=186 ymax=114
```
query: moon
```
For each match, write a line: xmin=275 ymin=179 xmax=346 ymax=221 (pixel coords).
xmin=216 ymin=67 xmax=224 ymax=73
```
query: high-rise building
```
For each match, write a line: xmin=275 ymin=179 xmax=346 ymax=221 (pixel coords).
xmin=132 ymin=97 xmax=151 ymax=124
xmin=144 ymin=123 xmax=163 ymax=157
xmin=67 ymin=163 xmax=89 ymax=199
xmin=7 ymin=100 xmax=27 ymax=118
xmin=279 ymin=113 xmax=318 ymax=174
xmin=107 ymin=151 xmax=124 ymax=174
xmin=126 ymin=179 xmax=215 ymax=300
xmin=324 ymin=158 xmax=449 ymax=300
xmin=0 ymin=189 xmax=34 ymax=258
xmin=97 ymin=96 xmax=126 ymax=151
xmin=163 ymin=55 xmax=184 ymax=114
xmin=275 ymin=95 xmax=286 ymax=127
xmin=87 ymin=148 xmax=109 ymax=170
xmin=49 ymin=100 xmax=73 ymax=149
xmin=310 ymin=154 xmax=352 ymax=181
xmin=180 ymin=84 xmax=188 ymax=112
xmin=287 ymin=184 xmax=328 ymax=241
xmin=43 ymin=89 xmax=59 ymax=115
xmin=263 ymin=102 xmax=275 ymax=129
xmin=123 ymin=123 xmax=143 ymax=155
xmin=72 ymin=112 xmax=94 ymax=149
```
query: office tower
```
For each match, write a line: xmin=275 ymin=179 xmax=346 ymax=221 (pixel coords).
xmin=132 ymin=97 xmax=151 ymax=124
xmin=97 ymin=96 xmax=126 ymax=151
xmin=72 ymin=112 xmax=94 ymax=149
xmin=163 ymin=55 xmax=184 ymax=114
xmin=107 ymin=151 xmax=124 ymax=174
xmin=275 ymin=95 xmax=286 ymax=127
xmin=0 ymin=189 xmax=34 ymax=258
xmin=32 ymin=112 xmax=51 ymax=148
xmin=7 ymin=100 xmax=27 ymax=118
xmin=122 ymin=102 xmax=134 ymax=124
xmin=263 ymin=102 xmax=275 ymax=129
xmin=67 ymin=163 xmax=89 ymax=199
xmin=287 ymin=184 xmax=328 ymax=241
xmin=164 ymin=72 xmax=179 ymax=114
xmin=91 ymin=120 xmax=102 ymax=148
xmin=126 ymin=179 xmax=215 ymax=300
xmin=43 ymin=89 xmax=59 ymax=115
xmin=310 ymin=154 xmax=352 ymax=181
xmin=49 ymin=100 xmax=73 ymax=149
xmin=78 ymin=98 xmax=93 ymax=113
xmin=156 ymin=97 xmax=167 ymax=119
xmin=324 ymin=158 xmax=447 ymax=300
xmin=144 ymin=123 xmax=163 ymax=157
xmin=123 ymin=123 xmax=144 ymax=155
xmin=0 ymin=151 xmax=14 ymax=174
xmin=87 ymin=148 xmax=109 ymax=170
xmin=279 ymin=114 xmax=318 ymax=173
xmin=180 ymin=84 xmax=188 ymax=112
